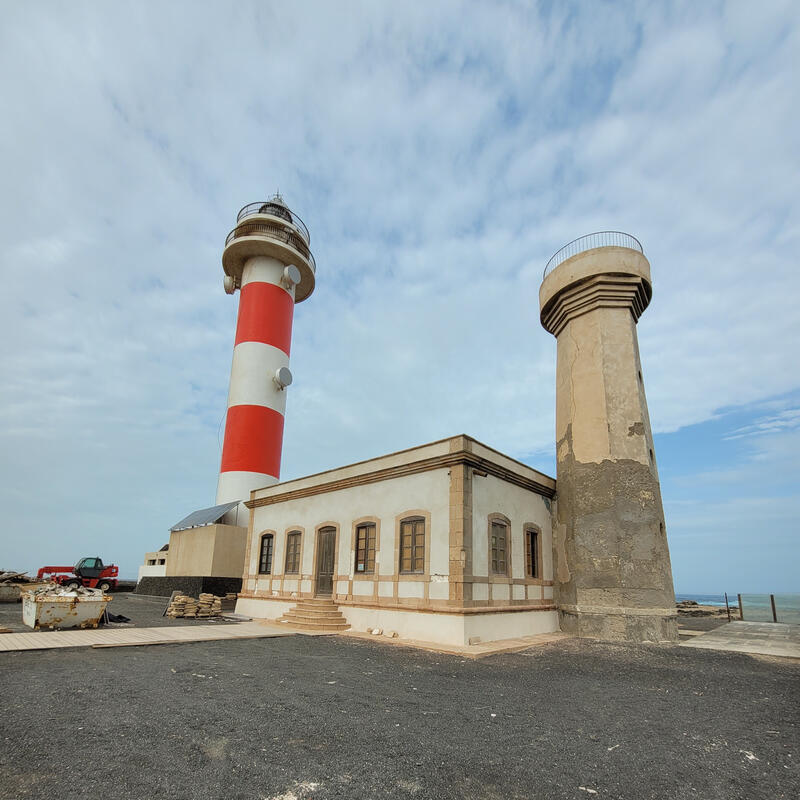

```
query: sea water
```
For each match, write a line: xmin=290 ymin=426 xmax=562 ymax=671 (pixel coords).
xmin=676 ymin=592 xmax=800 ymax=624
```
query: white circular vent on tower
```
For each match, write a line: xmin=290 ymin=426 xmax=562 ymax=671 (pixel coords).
xmin=274 ymin=366 xmax=293 ymax=390
xmin=282 ymin=264 xmax=301 ymax=289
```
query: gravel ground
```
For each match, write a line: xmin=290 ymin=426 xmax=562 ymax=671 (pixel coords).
xmin=1 ymin=634 xmax=797 ymax=800
xmin=0 ymin=592 xmax=235 ymax=633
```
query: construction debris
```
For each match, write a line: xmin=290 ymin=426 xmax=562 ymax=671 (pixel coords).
xmin=166 ymin=593 xmax=223 ymax=619
xmin=0 ymin=571 xmax=51 ymax=602
xmin=0 ymin=571 xmax=30 ymax=582
xmin=26 ymin=584 xmax=104 ymax=598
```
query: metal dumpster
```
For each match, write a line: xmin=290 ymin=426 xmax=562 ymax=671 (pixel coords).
xmin=22 ymin=590 xmax=112 ymax=630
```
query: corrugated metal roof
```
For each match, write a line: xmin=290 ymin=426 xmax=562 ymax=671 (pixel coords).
xmin=170 ymin=501 xmax=241 ymax=532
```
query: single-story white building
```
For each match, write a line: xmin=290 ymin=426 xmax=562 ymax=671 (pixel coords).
xmin=236 ymin=434 xmax=558 ymax=646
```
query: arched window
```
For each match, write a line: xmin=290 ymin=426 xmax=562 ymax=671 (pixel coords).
xmin=525 ymin=525 xmax=540 ymax=579
xmin=355 ymin=523 xmax=376 ymax=573
xmin=258 ymin=533 xmax=274 ymax=575
xmin=399 ymin=517 xmax=425 ymax=574
xmin=285 ymin=530 xmax=302 ymax=574
xmin=490 ymin=519 xmax=509 ymax=575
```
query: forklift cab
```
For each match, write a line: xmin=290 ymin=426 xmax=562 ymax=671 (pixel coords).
xmin=74 ymin=557 xmax=104 ymax=579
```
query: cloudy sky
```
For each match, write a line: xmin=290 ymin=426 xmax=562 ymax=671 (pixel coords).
xmin=1 ymin=1 xmax=797 ymax=592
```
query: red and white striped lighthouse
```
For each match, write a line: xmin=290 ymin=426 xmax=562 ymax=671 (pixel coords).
xmin=216 ymin=195 xmax=316 ymax=506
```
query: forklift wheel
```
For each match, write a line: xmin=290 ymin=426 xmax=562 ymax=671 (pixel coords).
xmin=66 ymin=581 xmax=80 ymax=590
xmin=98 ymin=582 xmax=111 ymax=592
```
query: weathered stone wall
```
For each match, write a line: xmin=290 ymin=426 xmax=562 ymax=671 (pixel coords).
xmin=553 ymin=428 xmax=677 ymax=641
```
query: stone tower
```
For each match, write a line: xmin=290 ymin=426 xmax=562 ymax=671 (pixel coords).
xmin=539 ymin=232 xmax=677 ymax=642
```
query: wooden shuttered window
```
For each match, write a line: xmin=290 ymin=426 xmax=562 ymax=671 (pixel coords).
xmin=355 ymin=523 xmax=376 ymax=573
xmin=490 ymin=521 xmax=508 ymax=574
xmin=285 ymin=531 xmax=301 ymax=574
xmin=525 ymin=527 xmax=539 ymax=579
xmin=399 ymin=517 xmax=425 ymax=574
xmin=258 ymin=534 xmax=274 ymax=574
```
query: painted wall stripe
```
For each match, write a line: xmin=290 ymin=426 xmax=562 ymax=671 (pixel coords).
xmin=220 ymin=404 xmax=284 ymax=478
xmin=216 ymin=470 xmax=277 ymax=505
xmin=226 ymin=341 xmax=289 ymax=413
xmin=234 ymin=281 xmax=294 ymax=355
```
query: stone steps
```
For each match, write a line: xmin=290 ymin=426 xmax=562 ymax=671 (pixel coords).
xmin=293 ymin=598 xmax=338 ymax=608
xmin=284 ymin=609 xmax=345 ymax=622
xmin=279 ymin=618 xmax=350 ymax=631
xmin=278 ymin=598 xmax=350 ymax=632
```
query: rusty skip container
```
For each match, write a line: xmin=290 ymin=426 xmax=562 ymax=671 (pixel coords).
xmin=22 ymin=590 xmax=112 ymax=630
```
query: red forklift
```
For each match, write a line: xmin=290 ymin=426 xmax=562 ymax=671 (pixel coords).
xmin=37 ymin=557 xmax=119 ymax=592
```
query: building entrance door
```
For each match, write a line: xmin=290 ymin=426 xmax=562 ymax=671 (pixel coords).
xmin=315 ymin=527 xmax=336 ymax=596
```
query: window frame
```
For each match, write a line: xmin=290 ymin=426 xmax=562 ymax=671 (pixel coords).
xmin=354 ymin=522 xmax=377 ymax=574
xmin=487 ymin=513 xmax=512 ymax=577
xmin=258 ymin=532 xmax=274 ymax=575
xmin=398 ymin=516 xmax=426 ymax=575
xmin=524 ymin=525 xmax=541 ymax=580
xmin=284 ymin=530 xmax=302 ymax=574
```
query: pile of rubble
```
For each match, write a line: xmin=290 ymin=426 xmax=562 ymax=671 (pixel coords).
xmin=0 ymin=571 xmax=52 ymax=602
xmin=167 ymin=593 xmax=223 ymax=619
xmin=25 ymin=584 xmax=104 ymax=598
xmin=0 ymin=571 xmax=30 ymax=582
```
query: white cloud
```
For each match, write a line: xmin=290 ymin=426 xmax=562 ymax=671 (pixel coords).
xmin=724 ymin=407 xmax=800 ymax=440
xmin=0 ymin=1 xmax=798 ymax=577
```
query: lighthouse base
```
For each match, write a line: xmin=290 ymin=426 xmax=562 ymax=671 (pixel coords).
xmin=553 ymin=450 xmax=679 ymax=643
xmin=557 ymin=606 xmax=678 ymax=643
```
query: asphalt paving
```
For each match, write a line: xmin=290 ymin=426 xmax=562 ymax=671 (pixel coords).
xmin=1 ymin=632 xmax=797 ymax=800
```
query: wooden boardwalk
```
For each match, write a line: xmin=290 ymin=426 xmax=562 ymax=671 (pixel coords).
xmin=0 ymin=621 xmax=293 ymax=652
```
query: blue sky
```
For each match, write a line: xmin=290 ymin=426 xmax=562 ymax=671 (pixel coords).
xmin=656 ymin=391 xmax=800 ymax=593
xmin=0 ymin=1 xmax=797 ymax=591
